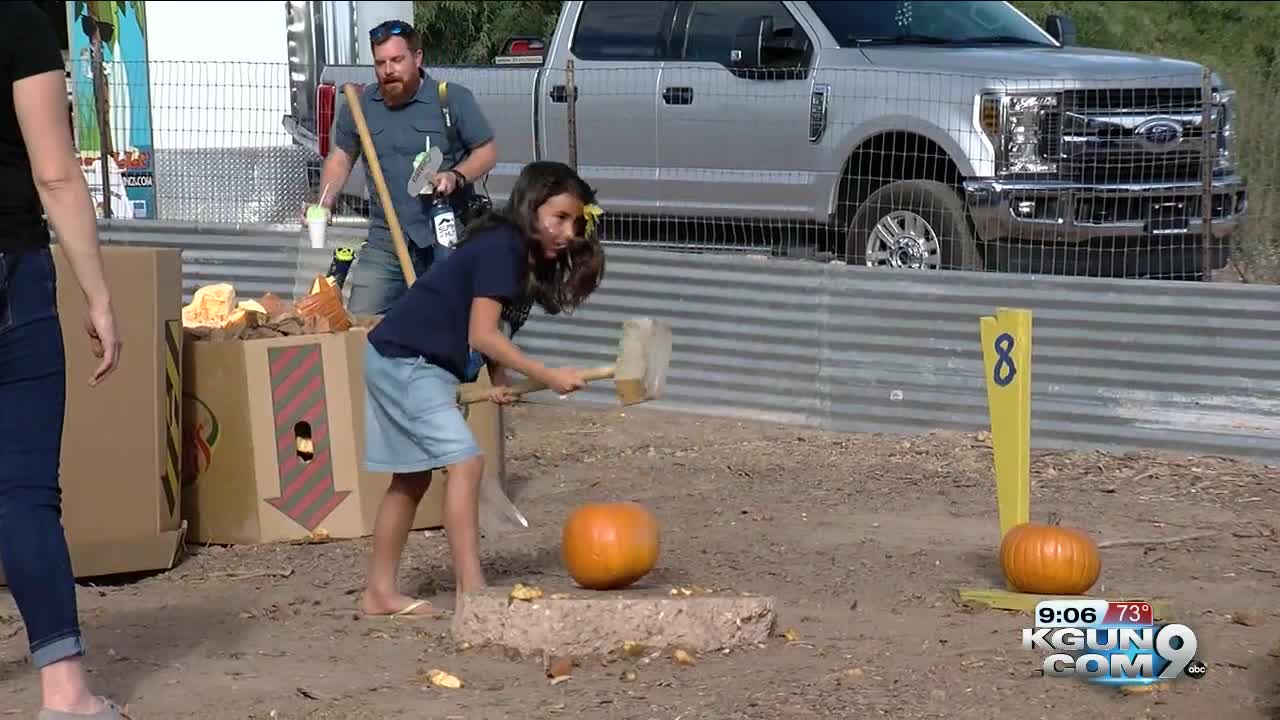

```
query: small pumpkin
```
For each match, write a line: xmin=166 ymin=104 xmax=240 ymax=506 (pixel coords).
xmin=999 ymin=515 xmax=1101 ymax=595
xmin=561 ymin=501 xmax=660 ymax=591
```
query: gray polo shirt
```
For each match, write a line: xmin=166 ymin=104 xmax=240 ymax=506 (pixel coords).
xmin=333 ymin=69 xmax=494 ymax=250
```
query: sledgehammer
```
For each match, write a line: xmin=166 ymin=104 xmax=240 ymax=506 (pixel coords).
xmin=459 ymin=318 xmax=673 ymax=406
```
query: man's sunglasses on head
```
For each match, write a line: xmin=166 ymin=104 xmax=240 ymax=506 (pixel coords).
xmin=370 ymin=20 xmax=415 ymax=43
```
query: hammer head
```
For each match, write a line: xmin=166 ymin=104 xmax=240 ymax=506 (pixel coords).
xmin=612 ymin=318 xmax=672 ymax=406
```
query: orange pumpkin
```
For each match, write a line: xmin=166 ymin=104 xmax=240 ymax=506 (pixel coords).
xmin=999 ymin=519 xmax=1101 ymax=595
xmin=561 ymin=502 xmax=660 ymax=591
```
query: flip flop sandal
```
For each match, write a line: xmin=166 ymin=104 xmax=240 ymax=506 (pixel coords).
xmin=38 ymin=697 xmax=132 ymax=720
xmin=356 ymin=597 xmax=442 ymax=619
xmin=389 ymin=599 xmax=441 ymax=618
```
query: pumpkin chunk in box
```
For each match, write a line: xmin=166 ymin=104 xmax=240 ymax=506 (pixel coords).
xmin=180 ymin=283 xmax=507 ymax=544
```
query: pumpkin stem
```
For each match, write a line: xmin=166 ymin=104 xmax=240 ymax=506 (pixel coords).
xmin=1047 ymin=512 xmax=1062 ymax=526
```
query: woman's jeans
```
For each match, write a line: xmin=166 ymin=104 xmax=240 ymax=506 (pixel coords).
xmin=0 ymin=245 xmax=85 ymax=669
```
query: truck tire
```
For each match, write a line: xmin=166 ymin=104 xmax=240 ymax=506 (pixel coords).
xmin=845 ymin=179 xmax=982 ymax=271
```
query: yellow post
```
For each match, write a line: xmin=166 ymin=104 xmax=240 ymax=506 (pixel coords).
xmin=979 ymin=307 xmax=1032 ymax=541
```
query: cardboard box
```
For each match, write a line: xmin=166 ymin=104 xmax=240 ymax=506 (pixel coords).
xmin=182 ymin=326 xmax=506 ymax=544
xmin=0 ymin=245 xmax=188 ymax=584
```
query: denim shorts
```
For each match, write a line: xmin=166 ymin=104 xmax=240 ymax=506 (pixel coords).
xmin=363 ymin=339 xmax=481 ymax=473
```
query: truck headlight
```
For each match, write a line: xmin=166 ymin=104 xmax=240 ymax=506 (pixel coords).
xmin=1213 ymin=88 xmax=1237 ymax=172
xmin=979 ymin=93 xmax=1059 ymax=174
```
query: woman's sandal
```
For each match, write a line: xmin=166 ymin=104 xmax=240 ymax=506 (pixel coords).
xmin=37 ymin=697 xmax=132 ymax=719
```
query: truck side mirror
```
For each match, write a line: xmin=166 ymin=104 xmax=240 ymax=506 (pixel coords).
xmin=1045 ymin=14 xmax=1076 ymax=46
xmin=731 ymin=15 xmax=772 ymax=68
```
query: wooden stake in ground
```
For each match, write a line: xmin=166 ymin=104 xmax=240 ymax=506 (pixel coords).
xmin=980 ymin=307 xmax=1032 ymax=544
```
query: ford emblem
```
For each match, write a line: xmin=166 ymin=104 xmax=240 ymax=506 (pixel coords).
xmin=1134 ymin=118 xmax=1183 ymax=151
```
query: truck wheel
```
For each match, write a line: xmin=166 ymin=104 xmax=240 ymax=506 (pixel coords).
xmin=845 ymin=179 xmax=981 ymax=271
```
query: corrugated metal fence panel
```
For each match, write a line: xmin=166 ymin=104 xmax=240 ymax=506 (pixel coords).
xmin=516 ymin=250 xmax=829 ymax=427
xmin=99 ymin=219 xmax=363 ymax=302
xmin=97 ymin=221 xmax=1280 ymax=465
xmin=816 ymin=267 xmax=1280 ymax=462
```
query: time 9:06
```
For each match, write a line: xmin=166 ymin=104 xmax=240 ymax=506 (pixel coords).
xmin=1039 ymin=606 xmax=1097 ymax=625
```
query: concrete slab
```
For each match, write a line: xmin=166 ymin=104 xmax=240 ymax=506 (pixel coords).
xmin=451 ymin=584 xmax=778 ymax=657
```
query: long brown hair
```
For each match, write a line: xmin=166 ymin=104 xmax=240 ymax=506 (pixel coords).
xmin=460 ymin=161 xmax=605 ymax=316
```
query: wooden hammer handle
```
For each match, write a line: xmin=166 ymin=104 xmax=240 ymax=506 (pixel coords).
xmin=459 ymin=365 xmax=615 ymax=405
xmin=342 ymin=84 xmax=417 ymax=287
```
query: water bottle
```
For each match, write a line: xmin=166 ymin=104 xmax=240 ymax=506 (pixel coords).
xmin=430 ymin=193 xmax=458 ymax=249
xmin=326 ymin=246 xmax=356 ymax=288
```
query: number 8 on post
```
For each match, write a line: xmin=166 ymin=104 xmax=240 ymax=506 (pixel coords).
xmin=979 ymin=307 xmax=1032 ymax=542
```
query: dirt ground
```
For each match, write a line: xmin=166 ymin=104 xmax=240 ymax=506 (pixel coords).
xmin=1 ymin=401 xmax=1277 ymax=719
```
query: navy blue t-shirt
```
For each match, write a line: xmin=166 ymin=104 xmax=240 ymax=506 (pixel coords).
xmin=368 ymin=224 xmax=529 ymax=381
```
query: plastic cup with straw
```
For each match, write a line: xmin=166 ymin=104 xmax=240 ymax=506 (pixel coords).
xmin=306 ymin=183 xmax=331 ymax=249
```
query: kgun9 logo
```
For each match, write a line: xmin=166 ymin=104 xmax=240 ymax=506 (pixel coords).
xmin=1025 ymin=623 xmax=1206 ymax=685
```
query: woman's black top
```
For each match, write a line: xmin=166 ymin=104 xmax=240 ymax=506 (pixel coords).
xmin=0 ymin=2 xmax=67 ymax=252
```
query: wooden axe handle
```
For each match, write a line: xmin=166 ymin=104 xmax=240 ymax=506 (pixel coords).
xmin=342 ymin=83 xmax=417 ymax=286
xmin=459 ymin=365 xmax=615 ymax=405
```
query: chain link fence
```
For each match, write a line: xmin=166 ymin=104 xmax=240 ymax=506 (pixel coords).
xmin=74 ymin=58 xmax=1279 ymax=284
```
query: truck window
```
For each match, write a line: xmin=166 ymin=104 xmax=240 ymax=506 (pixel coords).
xmin=571 ymin=1 xmax=677 ymax=61
xmin=807 ymin=0 xmax=1053 ymax=47
xmin=681 ymin=1 xmax=811 ymax=68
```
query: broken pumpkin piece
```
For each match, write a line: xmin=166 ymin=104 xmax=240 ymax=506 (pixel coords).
xmin=310 ymin=275 xmax=338 ymax=294
xmin=669 ymin=586 xmax=713 ymax=596
xmin=509 ymin=583 xmax=544 ymax=601
xmin=546 ymin=656 xmax=573 ymax=679
xmin=256 ymin=292 xmax=287 ymax=317
xmin=422 ymin=668 xmax=463 ymax=689
xmin=182 ymin=278 xmax=355 ymax=338
xmin=238 ymin=299 xmax=268 ymax=315
xmin=295 ymin=274 xmax=351 ymax=332
xmin=181 ymin=283 xmax=237 ymax=329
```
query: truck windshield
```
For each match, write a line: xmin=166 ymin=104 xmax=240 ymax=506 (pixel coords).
xmin=807 ymin=0 xmax=1055 ymax=48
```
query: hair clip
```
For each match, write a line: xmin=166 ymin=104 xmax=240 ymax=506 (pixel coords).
xmin=583 ymin=203 xmax=604 ymax=240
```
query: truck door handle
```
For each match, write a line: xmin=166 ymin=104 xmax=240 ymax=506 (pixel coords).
xmin=550 ymin=85 xmax=576 ymax=103
xmin=662 ymin=86 xmax=693 ymax=105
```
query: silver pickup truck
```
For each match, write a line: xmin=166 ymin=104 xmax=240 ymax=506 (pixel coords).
xmin=308 ymin=0 xmax=1246 ymax=279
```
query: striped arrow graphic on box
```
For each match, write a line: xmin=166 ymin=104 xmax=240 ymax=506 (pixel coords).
xmin=264 ymin=343 xmax=350 ymax=531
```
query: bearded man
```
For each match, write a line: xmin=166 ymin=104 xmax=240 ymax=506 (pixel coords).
xmin=317 ymin=19 xmax=498 ymax=315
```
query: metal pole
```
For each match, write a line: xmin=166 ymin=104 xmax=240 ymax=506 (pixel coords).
xmin=1200 ymin=67 xmax=1213 ymax=281
xmin=566 ymin=59 xmax=577 ymax=171
xmin=91 ymin=33 xmax=112 ymax=219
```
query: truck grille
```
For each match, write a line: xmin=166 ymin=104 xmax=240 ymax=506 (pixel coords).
xmin=1045 ymin=87 xmax=1209 ymax=184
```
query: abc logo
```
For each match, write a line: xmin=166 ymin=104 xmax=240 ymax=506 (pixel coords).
xmin=1184 ymin=660 xmax=1208 ymax=680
